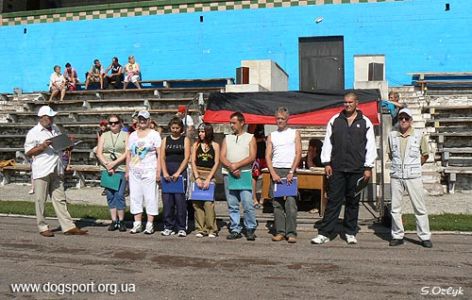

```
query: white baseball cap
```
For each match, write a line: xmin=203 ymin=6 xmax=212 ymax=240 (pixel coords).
xmin=37 ymin=106 xmax=57 ymax=117
xmin=137 ymin=110 xmax=150 ymax=119
xmin=398 ymin=108 xmax=413 ymax=119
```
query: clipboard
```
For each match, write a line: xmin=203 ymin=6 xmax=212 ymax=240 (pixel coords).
xmin=48 ymin=134 xmax=75 ymax=151
xmin=227 ymin=170 xmax=252 ymax=190
xmin=273 ymin=177 xmax=298 ymax=197
xmin=190 ymin=182 xmax=215 ymax=201
xmin=100 ymin=170 xmax=122 ymax=191
xmin=355 ymin=176 xmax=369 ymax=197
xmin=161 ymin=175 xmax=185 ymax=193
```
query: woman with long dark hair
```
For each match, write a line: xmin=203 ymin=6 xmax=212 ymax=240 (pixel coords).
xmin=160 ymin=117 xmax=191 ymax=237
xmin=191 ymin=123 xmax=220 ymax=238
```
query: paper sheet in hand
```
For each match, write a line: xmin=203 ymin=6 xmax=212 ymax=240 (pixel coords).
xmin=273 ymin=177 xmax=298 ymax=197
xmin=191 ymin=182 xmax=215 ymax=201
xmin=227 ymin=170 xmax=252 ymax=190
xmin=100 ymin=170 xmax=122 ymax=191
xmin=48 ymin=134 xmax=74 ymax=151
xmin=355 ymin=176 xmax=368 ymax=197
xmin=161 ymin=175 xmax=185 ymax=193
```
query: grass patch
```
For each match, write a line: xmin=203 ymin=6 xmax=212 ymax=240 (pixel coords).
xmin=0 ymin=200 xmax=134 ymax=221
xmin=403 ymin=214 xmax=472 ymax=231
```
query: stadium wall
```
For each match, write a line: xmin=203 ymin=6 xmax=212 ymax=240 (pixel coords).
xmin=0 ymin=0 xmax=470 ymax=93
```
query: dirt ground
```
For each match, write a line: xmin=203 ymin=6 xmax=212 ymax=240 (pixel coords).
xmin=0 ymin=216 xmax=471 ymax=300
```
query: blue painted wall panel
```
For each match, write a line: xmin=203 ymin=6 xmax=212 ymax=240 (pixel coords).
xmin=1 ymin=0 xmax=471 ymax=92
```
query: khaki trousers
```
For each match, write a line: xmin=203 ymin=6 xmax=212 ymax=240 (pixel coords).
xmin=34 ymin=172 xmax=75 ymax=233
xmin=390 ymin=177 xmax=431 ymax=241
xmin=192 ymin=167 xmax=217 ymax=234
xmin=193 ymin=201 xmax=217 ymax=234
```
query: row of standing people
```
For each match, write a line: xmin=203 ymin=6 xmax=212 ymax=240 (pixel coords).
xmin=26 ymin=92 xmax=432 ymax=246
xmin=48 ymin=55 xmax=141 ymax=101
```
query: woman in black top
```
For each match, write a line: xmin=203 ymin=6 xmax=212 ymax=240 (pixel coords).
xmin=160 ymin=117 xmax=191 ymax=237
xmin=191 ymin=123 xmax=220 ymax=237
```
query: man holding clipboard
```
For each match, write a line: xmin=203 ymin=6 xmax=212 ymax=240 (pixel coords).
xmin=266 ymin=107 xmax=302 ymax=243
xmin=220 ymin=112 xmax=257 ymax=241
xmin=24 ymin=106 xmax=87 ymax=237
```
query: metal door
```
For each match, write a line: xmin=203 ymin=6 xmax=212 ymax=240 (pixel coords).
xmin=299 ymin=36 xmax=344 ymax=91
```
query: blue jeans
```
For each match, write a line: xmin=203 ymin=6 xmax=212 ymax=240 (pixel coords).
xmin=223 ymin=175 xmax=257 ymax=233
xmin=105 ymin=172 xmax=126 ymax=210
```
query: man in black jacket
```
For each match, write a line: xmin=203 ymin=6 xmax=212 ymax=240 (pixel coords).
xmin=311 ymin=92 xmax=377 ymax=245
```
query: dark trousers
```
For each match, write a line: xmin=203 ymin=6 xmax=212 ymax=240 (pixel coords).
xmin=104 ymin=75 xmax=123 ymax=89
xmin=318 ymin=171 xmax=363 ymax=236
xmin=162 ymin=192 xmax=187 ymax=231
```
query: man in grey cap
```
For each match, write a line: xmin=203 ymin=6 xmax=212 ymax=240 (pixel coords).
xmin=387 ymin=108 xmax=432 ymax=247
xmin=24 ymin=106 xmax=88 ymax=237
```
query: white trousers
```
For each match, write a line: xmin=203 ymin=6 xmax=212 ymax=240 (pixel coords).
xmin=390 ymin=177 xmax=431 ymax=241
xmin=129 ymin=169 xmax=158 ymax=215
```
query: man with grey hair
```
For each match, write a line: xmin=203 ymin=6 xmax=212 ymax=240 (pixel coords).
xmin=266 ymin=107 xmax=302 ymax=243
xmin=388 ymin=108 xmax=432 ymax=248
xmin=24 ymin=106 xmax=88 ymax=237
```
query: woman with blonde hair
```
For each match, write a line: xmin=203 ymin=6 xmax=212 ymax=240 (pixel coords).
xmin=96 ymin=114 xmax=128 ymax=231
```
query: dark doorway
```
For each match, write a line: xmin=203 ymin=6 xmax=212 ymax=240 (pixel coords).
xmin=299 ymin=36 xmax=344 ymax=91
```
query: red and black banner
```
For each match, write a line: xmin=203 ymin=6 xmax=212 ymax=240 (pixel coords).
xmin=203 ymin=90 xmax=380 ymax=125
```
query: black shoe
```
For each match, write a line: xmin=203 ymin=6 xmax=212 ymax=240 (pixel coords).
xmin=389 ymin=239 xmax=404 ymax=246
xmin=246 ymin=230 xmax=256 ymax=241
xmin=118 ymin=221 xmax=126 ymax=232
xmin=226 ymin=232 xmax=242 ymax=240
xmin=421 ymin=240 xmax=433 ymax=248
xmin=108 ymin=221 xmax=118 ymax=231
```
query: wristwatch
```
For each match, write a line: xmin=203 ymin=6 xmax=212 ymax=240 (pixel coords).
xmin=288 ymin=170 xmax=294 ymax=174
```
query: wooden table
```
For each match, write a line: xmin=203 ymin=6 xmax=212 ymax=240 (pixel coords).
xmin=261 ymin=168 xmax=327 ymax=216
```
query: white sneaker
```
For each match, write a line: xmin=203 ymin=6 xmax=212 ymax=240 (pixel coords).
xmin=161 ymin=229 xmax=174 ymax=236
xmin=345 ymin=234 xmax=358 ymax=244
xmin=177 ymin=230 xmax=187 ymax=237
xmin=195 ymin=233 xmax=204 ymax=238
xmin=28 ymin=189 xmax=34 ymax=195
xmin=311 ymin=234 xmax=330 ymax=244
xmin=208 ymin=233 xmax=217 ymax=238
xmin=130 ymin=222 xmax=142 ymax=234
xmin=144 ymin=222 xmax=154 ymax=235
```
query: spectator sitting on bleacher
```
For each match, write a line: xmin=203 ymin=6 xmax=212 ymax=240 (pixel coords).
xmin=123 ymin=55 xmax=141 ymax=90
xmin=382 ymin=91 xmax=406 ymax=128
xmin=49 ymin=65 xmax=66 ymax=102
xmin=85 ymin=59 xmax=105 ymax=90
xmin=63 ymin=63 xmax=79 ymax=91
xmin=104 ymin=57 xmax=124 ymax=89
xmin=97 ymin=119 xmax=110 ymax=140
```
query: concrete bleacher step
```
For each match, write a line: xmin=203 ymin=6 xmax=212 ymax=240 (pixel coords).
xmin=5 ymin=108 xmax=199 ymax=124
xmin=41 ymin=87 xmax=221 ymax=101
xmin=21 ymin=97 xmax=197 ymax=112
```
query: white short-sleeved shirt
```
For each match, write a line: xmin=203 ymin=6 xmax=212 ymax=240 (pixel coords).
xmin=128 ymin=130 xmax=161 ymax=172
xmin=184 ymin=115 xmax=194 ymax=127
xmin=49 ymin=72 xmax=65 ymax=89
xmin=24 ymin=123 xmax=62 ymax=179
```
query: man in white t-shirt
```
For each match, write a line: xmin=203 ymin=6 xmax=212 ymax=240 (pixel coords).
xmin=24 ymin=106 xmax=88 ymax=237
xmin=176 ymin=105 xmax=195 ymax=138
xmin=266 ymin=107 xmax=302 ymax=243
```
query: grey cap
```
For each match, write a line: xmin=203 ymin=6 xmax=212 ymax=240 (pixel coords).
xmin=137 ymin=110 xmax=150 ymax=119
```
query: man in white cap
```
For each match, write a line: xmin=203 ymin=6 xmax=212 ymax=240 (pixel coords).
xmin=24 ymin=106 xmax=88 ymax=237
xmin=387 ymin=108 xmax=432 ymax=248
